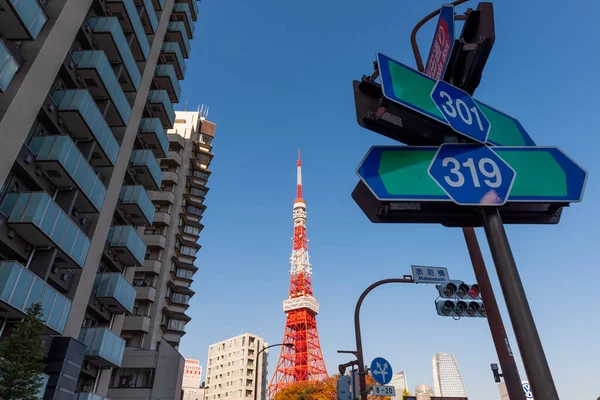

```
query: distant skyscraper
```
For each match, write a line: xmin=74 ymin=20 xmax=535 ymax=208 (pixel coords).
xmin=432 ymin=352 xmax=467 ymax=397
xmin=415 ymin=383 xmax=433 ymax=400
xmin=390 ymin=371 xmax=408 ymax=399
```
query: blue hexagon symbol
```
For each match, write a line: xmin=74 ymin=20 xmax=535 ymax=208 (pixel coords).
xmin=431 ymin=80 xmax=491 ymax=143
xmin=428 ymin=144 xmax=516 ymax=206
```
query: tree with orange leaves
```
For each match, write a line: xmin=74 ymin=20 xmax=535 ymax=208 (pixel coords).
xmin=271 ymin=374 xmax=391 ymax=400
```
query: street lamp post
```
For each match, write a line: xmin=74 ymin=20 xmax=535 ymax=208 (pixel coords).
xmin=254 ymin=342 xmax=293 ymax=400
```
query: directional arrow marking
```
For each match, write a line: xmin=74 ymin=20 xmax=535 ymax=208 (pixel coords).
xmin=357 ymin=146 xmax=587 ymax=203
xmin=377 ymin=53 xmax=537 ymax=147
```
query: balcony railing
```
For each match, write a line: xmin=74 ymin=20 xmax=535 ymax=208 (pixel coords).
xmin=155 ymin=64 xmax=182 ymax=103
xmin=72 ymin=50 xmax=132 ymax=127
xmin=106 ymin=0 xmax=150 ymax=61
xmin=119 ymin=185 xmax=154 ymax=225
xmin=147 ymin=90 xmax=175 ymax=128
xmin=0 ymin=0 xmax=48 ymax=40
xmin=0 ymin=192 xmax=91 ymax=268
xmin=0 ymin=38 xmax=20 ymax=92
xmin=119 ymin=185 xmax=155 ymax=226
xmin=139 ymin=118 xmax=169 ymax=158
xmin=161 ymin=42 xmax=186 ymax=79
xmin=137 ymin=0 xmax=158 ymax=34
xmin=88 ymin=17 xmax=142 ymax=93
xmin=130 ymin=149 xmax=162 ymax=189
xmin=51 ymin=90 xmax=120 ymax=165
xmin=79 ymin=327 xmax=126 ymax=367
xmin=29 ymin=135 xmax=107 ymax=213
xmin=107 ymin=225 xmax=146 ymax=266
xmin=166 ymin=21 xmax=190 ymax=58
xmin=93 ymin=272 xmax=136 ymax=314
xmin=0 ymin=261 xmax=72 ymax=334
xmin=178 ymin=0 xmax=199 ymax=21
xmin=171 ymin=3 xmax=194 ymax=39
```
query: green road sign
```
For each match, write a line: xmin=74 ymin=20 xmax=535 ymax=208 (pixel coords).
xmin=357 ymin=146 xmax=587 ymax=203
xmin=378 ymin=53 xmax=536 ymax=147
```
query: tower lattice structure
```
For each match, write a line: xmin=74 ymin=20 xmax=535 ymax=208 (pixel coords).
xmin=267 ymin=152 xmax=328 ymax=398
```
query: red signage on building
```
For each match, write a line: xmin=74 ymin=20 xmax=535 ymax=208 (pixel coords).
xmin=425 ymin=4 xmax=455 ymax=80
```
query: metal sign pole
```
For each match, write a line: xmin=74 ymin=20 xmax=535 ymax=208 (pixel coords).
xmin=462 ymin=227 xmax=525 ymax=400
xmin=480 ymin=207 xmax=559 ymax=400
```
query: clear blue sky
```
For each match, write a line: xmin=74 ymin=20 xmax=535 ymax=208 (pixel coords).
xmin=177 ymin=1 xmax=600 ymax=398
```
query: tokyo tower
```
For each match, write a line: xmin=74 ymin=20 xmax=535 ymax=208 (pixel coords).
xmin=266 ymin=151 xmax=328 ymax=398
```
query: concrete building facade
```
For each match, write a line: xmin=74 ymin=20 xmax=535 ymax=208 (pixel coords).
xmin=390 ymin=371 xmax=408 ymax=399
xmin=0 ymin=1 xmax=210 ymax=399
xmin=432 ymin=352 xmax=467 ymax=398
xmin=205 ymin=333 xmax=269 ymax=400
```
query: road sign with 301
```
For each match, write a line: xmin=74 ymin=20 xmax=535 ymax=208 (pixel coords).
xmin=431 ymin=80 xmax=491 ymax=143
xmin=428 ymin=144 xmax=516 ymax=206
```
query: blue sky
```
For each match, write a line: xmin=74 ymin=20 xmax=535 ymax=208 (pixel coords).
xmin=177 ymin=1 xmax=600 ymax=398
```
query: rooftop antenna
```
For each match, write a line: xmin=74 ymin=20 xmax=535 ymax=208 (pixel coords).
xmin=184 ymin=101 xmax=188 ymax=111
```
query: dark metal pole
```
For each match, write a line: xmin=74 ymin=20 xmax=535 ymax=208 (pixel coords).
xmin=354 ymin=277 xmax=414 ymax=400
xmin=254 ymin=343 xmax=291 ymax=400
xmin=481 ymin=208 xmax=559 ymax=400
xmin=462 ymin=227 xmax=525 ymax=400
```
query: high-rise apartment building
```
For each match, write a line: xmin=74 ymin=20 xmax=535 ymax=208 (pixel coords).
xmin=390 ymin=371 xmax=408 ymax=399
xmin=432 ymin=352 xmax=467 ymax=398
xmin=205 ymin=333 xmax=269 ymax=400
xmin=109 ymin=110 xmax=215 ymax=399
xmin=0 ymin=1 xmax=208 ymax=399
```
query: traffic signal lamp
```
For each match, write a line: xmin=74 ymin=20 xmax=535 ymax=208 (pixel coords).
xmin=443 ymin=2 xmax=495 ymax=96
xmin=435 ymin=280 xmax=486 ymax=318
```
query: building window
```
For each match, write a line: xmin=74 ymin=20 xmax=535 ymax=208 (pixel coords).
xmin=110 ymin=368 xmax=155 ymax=388
xmin=187 ymin=206 xmax=204 ymax=217
xmin=190 ymin=187 xmax=207 ymax=198
xmin=198 ymin=134 xmax=213 ymax=146
xmin=195 ymin=153 xmax=211 ymax=163
xmin=193 ymin=170 xmax=209 ymax=180
xmin=180 ymin=245 xmax=197 ymax=256
xmin=184 ymin=225 xmax=201 ymax=236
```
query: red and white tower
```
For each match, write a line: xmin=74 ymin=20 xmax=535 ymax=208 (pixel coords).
xmin=267 ymin=151 xmax=328 ymax=398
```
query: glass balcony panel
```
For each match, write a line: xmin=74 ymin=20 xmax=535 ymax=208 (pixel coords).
xmin=105 ymin=0 xmax=150 ymax=61
xmin=0 ymin=39 xmax=20 ymax=92
xmin=136 ymin=0 xmax=158 ymax=34
xmin=147 ymin=90 xmax=175 ymax=128
xmin=88 ymin=17 xmax=141 ymax=92
xmin=29 ymin=135 xmax=107 ymax=213
xmin=166 ymin=21 xmax=190 ymax=58
xmin=78 ymin=327 xmax=125 ymax=367
xmin=71 ymin=51 xmax=131 ymax=127
xmin=107 ymin=225 xmax=146 ymax=265
xmin=0 ymin=0 xmax=48 ymax=40
xmin=152 ymin=0 xmax=165 ymax=11
xmin=129 ymin=150 xmax=162 ymax=189
xmin=75 ymin=393 xmax=105 ymax=400
xmin=93 ymin=272 xmax=136 ymax=314
xmin=51 ymin=90 xmax=120 ymax=165
xmin=172 ymin=3 xmax=194 ymax=39
xmin=0 ymin=261 xmax=72 ymax=334
xmin=139 ymin=118 xmax=169 ymax=158
xmin=119 ymin=185 xmax=155 ymax=225
xmin=161 ymin=42 xmax=186 ymax=80
xmin=178 ymin=0 xmax=199 ymax=20
xmin=155 ymin=64 xmax=182 ymax=103
xmin=0 ymin=193 xmax=91 ymax=268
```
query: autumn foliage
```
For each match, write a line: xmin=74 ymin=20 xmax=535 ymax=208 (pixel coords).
xmin=272 ymin=374 xmax=391 ymax=400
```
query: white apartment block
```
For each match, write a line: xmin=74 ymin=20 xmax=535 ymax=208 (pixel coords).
xmin=205 ymin=333 xmax=269 ymax=400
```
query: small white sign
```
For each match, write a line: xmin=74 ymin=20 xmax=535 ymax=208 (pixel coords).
xmin=372 ymin=385 xmax=396 ymax=397
xmin=411 ymin=265 xmax=449 ymax=284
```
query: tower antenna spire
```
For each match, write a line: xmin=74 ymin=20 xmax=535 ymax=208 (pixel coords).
xmin=297 ymin=149 xmax=302 ymax=200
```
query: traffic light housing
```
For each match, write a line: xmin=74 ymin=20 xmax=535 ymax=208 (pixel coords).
xmin=435 ymin=280 xmax=486 ymax=318
xmin=443 ymin=2 xmax=495 ymax=95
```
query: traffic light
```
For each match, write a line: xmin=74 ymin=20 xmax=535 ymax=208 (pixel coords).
xmin=443 ymin=2 xmax=495 ymax=95
xmin=435 ymin=279 xmax=486 ymax=318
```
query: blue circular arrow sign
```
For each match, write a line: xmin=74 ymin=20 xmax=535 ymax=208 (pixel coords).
xmin=428 ymin=144 xmax=516 ymax=206
xmin=431 ymin=80 xmax=491 ymax=143
xmin=370 ymin=357 xmax=393 ymax=385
